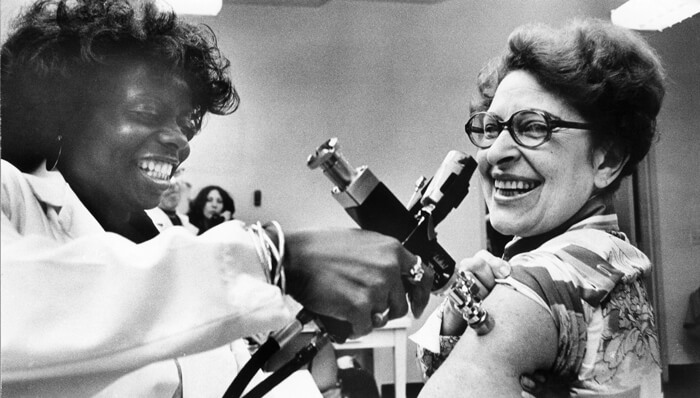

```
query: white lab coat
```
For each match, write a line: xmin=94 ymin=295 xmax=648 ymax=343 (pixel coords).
xmin=0 ymin=160 xmax=316 ymax=397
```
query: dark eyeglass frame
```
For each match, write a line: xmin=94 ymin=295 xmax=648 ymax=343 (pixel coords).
xmin=464 ymin=109 xmax=595 ymax=149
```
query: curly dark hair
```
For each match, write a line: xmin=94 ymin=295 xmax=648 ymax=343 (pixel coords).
xmin=187 ymin=185 xmax=235 ymax=233
xmin=470 ymin=19 xmax=665 ymax=193
xmin=1 ymin=0 xmax=239 ymax=172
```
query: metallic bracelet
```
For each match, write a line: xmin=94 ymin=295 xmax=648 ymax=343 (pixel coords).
xmin=248 ymin=221 xmax=286 ymax=294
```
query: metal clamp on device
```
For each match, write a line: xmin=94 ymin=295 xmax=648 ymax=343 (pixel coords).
xmin=307 ymin=137 xmax=493 ymax=334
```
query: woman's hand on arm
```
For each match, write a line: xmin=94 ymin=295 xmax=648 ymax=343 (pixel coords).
xmin=440 ymin=250 xmax=511 ymax=336
xmin=419 ymin=284 xmax=558 ymax=397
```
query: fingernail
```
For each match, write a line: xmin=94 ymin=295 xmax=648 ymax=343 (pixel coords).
xmin=519 ymin=375 xmax=535 ymax=389
xmin=413 ymin=307 xmax=424 ymax=318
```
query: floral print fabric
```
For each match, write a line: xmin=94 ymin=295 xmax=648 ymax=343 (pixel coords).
xmin=415 ymin=211 xmax=661 ymax=397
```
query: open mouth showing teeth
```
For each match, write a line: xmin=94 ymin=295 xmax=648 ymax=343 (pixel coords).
xmin=494 ymin=179 xmax=541 ymax=197
xmin=138 ymin=160 xmax=174 ymax=182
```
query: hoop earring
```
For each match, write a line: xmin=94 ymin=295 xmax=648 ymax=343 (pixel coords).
xmin=47 ymin=135 xmax=63 ymax=171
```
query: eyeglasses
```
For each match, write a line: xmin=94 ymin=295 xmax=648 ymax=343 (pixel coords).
xmin=464 ymin=109 xmax=594 ymax=149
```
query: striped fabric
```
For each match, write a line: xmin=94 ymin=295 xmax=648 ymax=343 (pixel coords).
xmin=500 ymin=205 xmax=661 ymax=396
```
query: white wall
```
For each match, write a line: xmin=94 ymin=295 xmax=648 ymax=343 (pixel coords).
xmin=645 ymin=17 xmax=700 ymax=366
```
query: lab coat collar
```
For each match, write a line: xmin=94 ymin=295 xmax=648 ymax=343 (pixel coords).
xmin=25 ymin=161 xmax=71 ymax=213
xmin=23 ymin=161 xmax=104 ymax=236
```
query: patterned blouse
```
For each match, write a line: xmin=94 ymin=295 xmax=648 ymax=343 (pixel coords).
xmin=411 ymin=196 xmax=662 ymax=397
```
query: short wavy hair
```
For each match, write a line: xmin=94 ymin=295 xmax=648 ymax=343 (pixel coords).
xmin=1 ymin=0 xmax=239 ymax=171
xmin=470 ymin=19 xmax=665 ymax=192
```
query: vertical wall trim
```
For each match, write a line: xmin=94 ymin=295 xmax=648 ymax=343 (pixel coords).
xmin=633 ymin=147 xmax=668 ymax=382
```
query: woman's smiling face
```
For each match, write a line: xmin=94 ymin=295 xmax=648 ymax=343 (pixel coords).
xmin=59 ymin=60 xmax=194 ymax=217
xmin=477 ymin=70 xmax=602 ymax=238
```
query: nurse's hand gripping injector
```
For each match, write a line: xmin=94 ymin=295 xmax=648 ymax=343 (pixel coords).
xmin=307 ymin=137 xmax=494 ymax=335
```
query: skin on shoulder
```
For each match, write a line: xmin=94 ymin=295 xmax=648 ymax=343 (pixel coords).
xmin=418 ymin=284 xmax=558 ymax=397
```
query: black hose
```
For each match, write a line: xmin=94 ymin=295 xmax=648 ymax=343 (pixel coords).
xmin=222 ymin=338 xmax=280 ymax=398
xmin=241 ymin=334 xmax=329 ymax=398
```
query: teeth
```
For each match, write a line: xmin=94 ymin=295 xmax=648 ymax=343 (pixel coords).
xmin=138 ymin=160 xmax=174 ymax=181
xmin=494 ymin=179 xmax=538 ymax=191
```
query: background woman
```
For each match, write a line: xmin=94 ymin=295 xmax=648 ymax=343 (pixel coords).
xmin=188 ymin=185 xmax=236 ymax=234
xmin=413 ymin=18 xmax=665 ymax=397
xmin=146 ymin=174 xmax=200 ymax=234
xmin=0 ymin=1 xmax=432 ymax=396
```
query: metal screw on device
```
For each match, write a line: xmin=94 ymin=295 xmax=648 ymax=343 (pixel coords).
xmin=306 ymin=137 xmax=358 ymax=190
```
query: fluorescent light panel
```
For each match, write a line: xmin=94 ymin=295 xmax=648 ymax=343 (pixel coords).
xmin=155 ymin=0 xmax=223 ymax=16
xmin=611 ymin=0 xmax=700 ymax=31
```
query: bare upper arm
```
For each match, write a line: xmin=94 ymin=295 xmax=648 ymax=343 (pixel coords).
xmin=418 ymin=283 xmax=558 ymax=397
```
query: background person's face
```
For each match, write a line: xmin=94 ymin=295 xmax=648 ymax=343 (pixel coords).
xmin=203 ymin=189 xmax=224 ymax=219
xmin=59 ymin=60 xmax=193 ymax=215
xmin=159 ymin=182 xmax=183 ymax=212
xmin=476 ymin=70 xmax=601 ymax=237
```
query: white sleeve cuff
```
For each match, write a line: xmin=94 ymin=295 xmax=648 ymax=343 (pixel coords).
xmin=409 ymin=305 xmax=443 ymax=353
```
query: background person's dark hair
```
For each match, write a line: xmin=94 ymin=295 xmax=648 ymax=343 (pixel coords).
xmin=470 ymin=18 xmax=666 ymax=193
xmin=1 ymin=0 xmax=240 ymax=172
xmin=188 ymin=185 xmax=235 ymax=233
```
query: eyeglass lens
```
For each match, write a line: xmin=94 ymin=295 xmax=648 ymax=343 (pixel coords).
xmin=467 ymin=111 xmax=550 ymax=148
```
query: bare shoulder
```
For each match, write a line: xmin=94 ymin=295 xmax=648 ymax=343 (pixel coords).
xmin=418 ymin=284 xmax=558 ymax=397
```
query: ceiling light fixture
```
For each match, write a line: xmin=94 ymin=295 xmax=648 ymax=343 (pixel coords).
xmin=155 ymin=0 xmax=223 ymax=16
xmin=611 ymin=0 xmax=700 ymax=31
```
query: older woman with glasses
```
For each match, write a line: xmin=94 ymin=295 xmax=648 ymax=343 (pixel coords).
xmin=413 ymin=19 xmax=665 ymax=397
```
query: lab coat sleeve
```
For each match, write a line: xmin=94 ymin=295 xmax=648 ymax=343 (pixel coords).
xmin=1 ymin=215 xmax=295 ymax=382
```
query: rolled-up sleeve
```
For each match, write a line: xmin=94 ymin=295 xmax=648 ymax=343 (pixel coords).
xmin=499 ymin=236 xmax=639 ymax=379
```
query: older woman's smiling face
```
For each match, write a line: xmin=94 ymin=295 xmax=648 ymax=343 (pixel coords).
xmin=477 ymin=70 xmax=605 ymax=238
xmin=59 ymin=60 xmax=194 ymax=219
